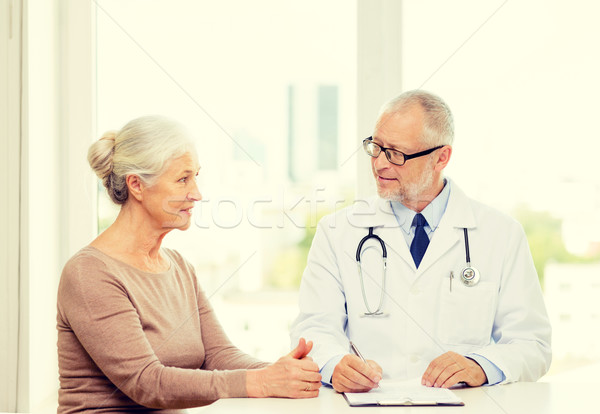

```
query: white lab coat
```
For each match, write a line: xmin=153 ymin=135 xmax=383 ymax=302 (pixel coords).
xmin=291 ymin=181 xmax=551 ymax=384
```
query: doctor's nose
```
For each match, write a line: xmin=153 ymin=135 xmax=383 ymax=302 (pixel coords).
xmin=372 ymin=150 xmax=393 ymax=170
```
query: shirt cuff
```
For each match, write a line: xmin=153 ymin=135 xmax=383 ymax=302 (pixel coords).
xmin=320 ymin=354 xmax=345 ymax=386
xmin=466 ymin=353 xmax=506 ymax=386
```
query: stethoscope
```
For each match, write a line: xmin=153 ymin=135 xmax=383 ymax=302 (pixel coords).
xmin=356 ymin=226 xmax=480 ymax=317
xmin=356 ymin=227 xmax=388 ymax=317
xmin=460 ymin=228 xmax=480 ymax=287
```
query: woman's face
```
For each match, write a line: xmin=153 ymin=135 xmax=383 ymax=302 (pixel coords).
xmin=141 ymin=152 xmax=201 ymax=231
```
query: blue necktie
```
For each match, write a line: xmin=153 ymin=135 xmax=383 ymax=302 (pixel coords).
xmin=410 ymin=213 xmax=429 ymax=268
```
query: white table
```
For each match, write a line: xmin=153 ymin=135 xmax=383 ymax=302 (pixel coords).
xmin=191 ymin=382 xmax=592 ymax=414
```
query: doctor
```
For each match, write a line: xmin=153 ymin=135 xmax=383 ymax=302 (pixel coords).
xmin=290 ymin=90 xmax=551 ymax=392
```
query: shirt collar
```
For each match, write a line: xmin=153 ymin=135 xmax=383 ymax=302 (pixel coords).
xmin=390 ymin=179 xmax=452 ymax=234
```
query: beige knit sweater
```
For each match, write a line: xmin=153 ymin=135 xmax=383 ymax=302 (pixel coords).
xmin=57 ymin=246 xmax=267 ymax=413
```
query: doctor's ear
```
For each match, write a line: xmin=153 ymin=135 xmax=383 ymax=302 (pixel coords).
xmin=434 ymin=145 xmax=452 ymax=172
xmin=126 ymin=174 xmax=145 ymax=202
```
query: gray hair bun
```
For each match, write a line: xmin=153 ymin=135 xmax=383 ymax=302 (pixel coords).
xmin=87 ymin=131 xmax=128 ymax=204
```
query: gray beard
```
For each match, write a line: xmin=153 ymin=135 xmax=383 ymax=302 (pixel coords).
xmin=377 ymin=167 xmax=435 ymax=205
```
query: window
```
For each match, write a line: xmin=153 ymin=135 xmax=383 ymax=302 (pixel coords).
xmin=96 ymin=0 xmax=357 ymax=360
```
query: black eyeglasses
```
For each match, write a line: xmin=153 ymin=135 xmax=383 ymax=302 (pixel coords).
xmin=362 ymin=137 xmax=444 ymax=166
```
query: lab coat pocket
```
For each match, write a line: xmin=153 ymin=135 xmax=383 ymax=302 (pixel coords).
xmin=438 ymin=284 xmax=496 ymax=346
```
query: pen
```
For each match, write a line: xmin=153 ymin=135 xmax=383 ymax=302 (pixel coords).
xmin=450 ymin=271 xmax=454 ymax=292
xmin=350 ymin=341 xmax=367 ymax=363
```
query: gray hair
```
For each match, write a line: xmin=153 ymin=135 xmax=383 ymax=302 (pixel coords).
xmin=87 ymin=115 xmax=196 ymax=205
xmin=379 ymin=90 xmax=454 ymax=147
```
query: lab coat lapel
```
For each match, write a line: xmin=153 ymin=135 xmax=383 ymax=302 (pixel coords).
xmin=416 ymin=182 xmax=477 ymax=274
xmin=376 ymin=200 xmax=415 ymax=271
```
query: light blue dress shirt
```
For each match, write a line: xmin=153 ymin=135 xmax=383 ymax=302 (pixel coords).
xmin=320 ymin=180 xmax=505 ymax=386
xmin=389 ymin=178 xmax=452 ymax=246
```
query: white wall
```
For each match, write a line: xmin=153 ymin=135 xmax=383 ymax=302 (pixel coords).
xmin=20 ymin=0 xmax=61 ymax=410
xmin=1 ymin=0 xmax=23 ymax=410
xmin=10 ymin=0 xmax=97 ymax=411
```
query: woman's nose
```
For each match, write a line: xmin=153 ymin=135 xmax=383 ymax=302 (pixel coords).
xmin=187 ymin=191 xmax=202 ymax=202
xmin=187 ymin=181 xmax=202 ymax=202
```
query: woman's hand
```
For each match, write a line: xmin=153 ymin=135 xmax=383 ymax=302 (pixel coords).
xmin=247 ymin=338 xmax=322 ymax=398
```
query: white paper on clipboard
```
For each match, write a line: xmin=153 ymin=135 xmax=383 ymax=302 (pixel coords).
xmin=343 ymin=378 xmax=464 ymax=407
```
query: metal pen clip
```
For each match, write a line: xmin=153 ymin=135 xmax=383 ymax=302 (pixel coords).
xmin=449 ymin=271 xmax=454 ymax=292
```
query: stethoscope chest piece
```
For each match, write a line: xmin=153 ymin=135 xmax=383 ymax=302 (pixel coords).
xmin=460 ymin=228 xmax=480 ymax=287
xmin=461 ymin=266 xmax=480 ymax=287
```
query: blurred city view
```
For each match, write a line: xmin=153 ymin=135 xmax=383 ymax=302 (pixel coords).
xmin=96 ymin=0 xmax=600 ymax=380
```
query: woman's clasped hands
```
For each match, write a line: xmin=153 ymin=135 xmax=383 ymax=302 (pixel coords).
xmin=246 ymin=338 xmax=322 ymax=398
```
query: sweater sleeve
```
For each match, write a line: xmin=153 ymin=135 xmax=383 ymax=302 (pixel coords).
xmin=175 ymin=253 xmax=269 ymax=371
xmin=58 ymin=255 xmax=253 ymax=409
xmin=196 ymin=286 xmax=269 ymax=371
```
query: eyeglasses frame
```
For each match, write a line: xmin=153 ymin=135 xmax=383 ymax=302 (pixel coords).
xmin=363 ymin=137 xmax=444 ymax=166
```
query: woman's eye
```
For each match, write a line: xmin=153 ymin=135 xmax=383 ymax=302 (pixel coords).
xmin=179 ymin=177 xmax=188 ymax=183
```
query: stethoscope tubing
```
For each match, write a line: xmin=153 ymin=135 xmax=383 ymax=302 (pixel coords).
xmin=463 ymin=228 xmax=471 ymax=264
xmin=356 ymin=227 xmax=387 ymax=316
xmin=356 ymin=227 xmax=387 ymax=261
xmin=356 ymin=225 xmax=479 ymax=316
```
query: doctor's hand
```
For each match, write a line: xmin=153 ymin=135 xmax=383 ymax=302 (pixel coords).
xmin=246 ymin=338 xmax=322 ymax=399
xmin=421 ymin=351 xmax=487 ymax=388
xmin=331 ymin=354 xmax=382 ymax=393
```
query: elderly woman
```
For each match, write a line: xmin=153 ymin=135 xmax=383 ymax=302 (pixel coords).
xmin=57 ymin=116 xmax=321 ymax=413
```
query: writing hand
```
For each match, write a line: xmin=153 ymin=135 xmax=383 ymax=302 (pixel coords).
xmin=331 ymin=354 xmax=382 ymax=393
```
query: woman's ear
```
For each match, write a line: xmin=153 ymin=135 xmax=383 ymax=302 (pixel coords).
xmin=435 ymin=145 xmax=452 ymax=172
xmin=126 ymin=175 xmax=144 ymax=202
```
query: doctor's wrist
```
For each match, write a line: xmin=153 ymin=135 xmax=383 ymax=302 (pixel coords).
xmin=464 ymin=357 xmax=488 ymax=386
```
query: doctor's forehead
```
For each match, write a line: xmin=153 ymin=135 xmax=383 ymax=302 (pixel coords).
xmin=374 ymin=110 xmax=425 ymax=148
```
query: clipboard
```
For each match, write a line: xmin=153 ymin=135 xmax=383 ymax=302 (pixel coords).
xmin=343 ymin=381 xmax=464 ymax=407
